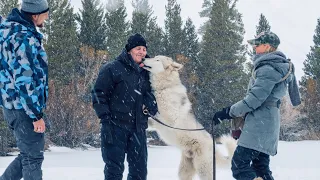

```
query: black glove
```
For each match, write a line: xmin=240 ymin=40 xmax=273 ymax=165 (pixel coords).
xmin=143 ymin=92 xmax=158 ymax=116
xmin=213 ymin=106 xmax=232 ymax=125
xmin=100 ymin=115 xmax=112 ymax=124
xmin=101 ymin=117 xmax=114 ymax=144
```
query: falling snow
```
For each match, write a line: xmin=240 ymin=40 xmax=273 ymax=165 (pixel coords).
xmin=134 ymin=89 xmax=142 ymax=95
xmin=1 ymin=0 xmax=320 ymax=179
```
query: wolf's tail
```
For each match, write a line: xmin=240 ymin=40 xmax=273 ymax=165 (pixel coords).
xmin=215 ymin=135 xmax=237 ymax=168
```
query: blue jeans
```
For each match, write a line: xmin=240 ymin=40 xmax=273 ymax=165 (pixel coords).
xmin=0 ymin=109 xmax=45 ymax=180
xmin=101 ymin=123 xmax=147 ymax=180
xmin=231 ymin=146 xmax=274 ymax=180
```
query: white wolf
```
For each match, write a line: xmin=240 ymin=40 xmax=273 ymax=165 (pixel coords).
xmin=143 ymin=56 xmax=236 ymax=180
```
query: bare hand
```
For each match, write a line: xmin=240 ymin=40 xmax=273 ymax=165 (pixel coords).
xmin=33 ymin=119 xmax=46 ymax=133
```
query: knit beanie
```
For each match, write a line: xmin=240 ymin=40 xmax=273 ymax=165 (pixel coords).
xmin=21 ymin=0 xmax=49 ymax=15
xmin=125 ymin=33 xmax=148 ymax=52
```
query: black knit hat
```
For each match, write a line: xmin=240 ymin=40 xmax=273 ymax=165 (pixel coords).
xmin=125 ymin=33 xmax=147 ymax=52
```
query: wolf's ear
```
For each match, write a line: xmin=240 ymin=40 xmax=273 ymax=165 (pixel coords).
xmin=171 ymin=62 xmax=183 ymax=71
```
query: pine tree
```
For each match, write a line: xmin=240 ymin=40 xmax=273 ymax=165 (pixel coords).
xmin=256 ymin=13 xmax=271 ymax=35
xmin=163 ymin=0 xmax=184 ymax=59
xmin=44 ymin=0 xmax=105 ymax=147
xmin=300 ymin=18 xmax=320 ymax=132
xmin=44 ymin=0 xmax=80 ymax=83
xmin=131 ymin=0 xmax=152 ymax=36
xmin=178 ymin=17 xmax=199 ymax=89
xmin=198 ymin=0 xmax=213 ymax=35
xmin=0 ymin=0 xmax=19 ymax=18
xmin=182 ymin=18 xmax=200 ymax=61
xmin=131 ymin=0 xmax=164 ymax=57
xmin=303 ymin=19 xmax=320 ymax=79
xmin=177 ymin=18 xmax=200 ymax=110
xmin=105 ymin=0 xmax=129 ymax=59
xmin=76 ymin=0 xmax=106 ymax=50
xmin=195 ymin=0 xmax=248 ymax=135
xmin=145 ymin=17 xmax=164 ymax=57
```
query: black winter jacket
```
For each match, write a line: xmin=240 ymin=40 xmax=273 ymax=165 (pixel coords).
xmin=92 ymin=50 xmax=157 ymax=129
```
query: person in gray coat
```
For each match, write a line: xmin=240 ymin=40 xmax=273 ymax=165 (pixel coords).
xmin=213 ymin=31 xmax=301 ymax=180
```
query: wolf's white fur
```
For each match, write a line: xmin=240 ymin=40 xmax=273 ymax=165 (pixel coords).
xmin=143 ymin=56 xmax=236 ymax=180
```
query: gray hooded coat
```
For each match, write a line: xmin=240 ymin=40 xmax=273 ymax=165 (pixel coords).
xmin=229 ymin=51 xmax=301 ymax=156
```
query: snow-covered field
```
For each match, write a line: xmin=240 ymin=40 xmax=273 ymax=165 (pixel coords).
xmin=0 ymin=141 xmax=320 ymax=180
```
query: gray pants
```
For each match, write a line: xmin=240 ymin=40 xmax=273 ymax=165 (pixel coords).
xmin=0 ymin=109 xmax=45 ymax=180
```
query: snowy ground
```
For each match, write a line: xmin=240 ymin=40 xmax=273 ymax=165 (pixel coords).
xmin=0 ymin=141 xmax=320 ymax=180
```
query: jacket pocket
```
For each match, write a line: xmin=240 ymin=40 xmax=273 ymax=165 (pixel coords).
xmin=250 ymin=107 xmax=277 ymax=133
xmin=110 ymin=109 xmax=135 ymax=124
xmin=3 ymin=109 xmax=19 ymax=130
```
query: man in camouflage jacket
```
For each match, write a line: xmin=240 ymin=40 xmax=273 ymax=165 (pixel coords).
xmin=0 ymin=0 xmax=49 ymax=180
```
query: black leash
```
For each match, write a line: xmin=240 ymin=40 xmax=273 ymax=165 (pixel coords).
xmin=147 ymin=113 xmax=205 ymax=131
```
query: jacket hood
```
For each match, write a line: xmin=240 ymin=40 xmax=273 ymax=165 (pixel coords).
xmin=0 ymin=8 xmax=42 ymax=41
xmin=253 ymin=51 xmax=288 ymax=67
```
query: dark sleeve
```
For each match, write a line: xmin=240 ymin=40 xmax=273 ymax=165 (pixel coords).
xmin=91 ymin=64 xmax=115 ymax=120
xmin=143 ymin=71 xmax=158 ymax=116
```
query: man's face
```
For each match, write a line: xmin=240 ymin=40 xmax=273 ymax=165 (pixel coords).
xmin=253 ymin=43 xmax=272 ymax=54
xmin=32 ymin=11 xmax=49 ymax=28
xmin=129 ymin=46 xmax=147 ymax=63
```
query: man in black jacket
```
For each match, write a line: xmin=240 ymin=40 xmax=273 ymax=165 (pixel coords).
xmin=92 ymin=33 xmax=158 ymax=180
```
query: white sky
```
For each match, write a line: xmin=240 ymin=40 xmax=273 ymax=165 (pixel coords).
xmin=70 ymin=0 xmax=320 ymax=81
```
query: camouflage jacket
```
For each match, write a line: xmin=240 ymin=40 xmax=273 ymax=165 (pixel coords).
xmin=0 ymin=8 xmax=48 ymax=120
